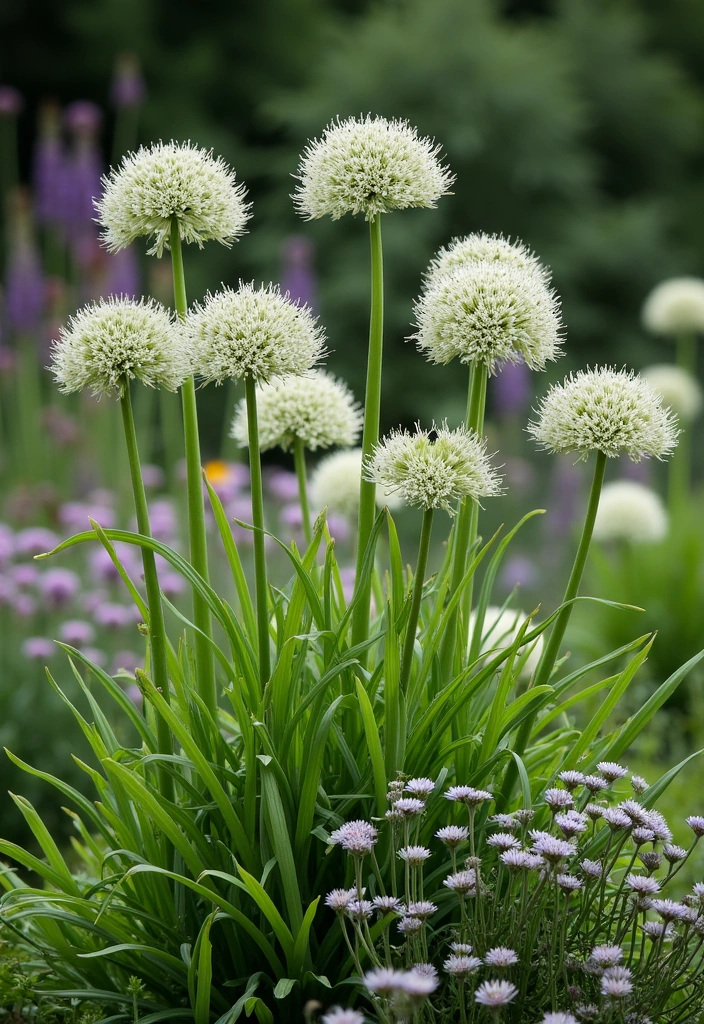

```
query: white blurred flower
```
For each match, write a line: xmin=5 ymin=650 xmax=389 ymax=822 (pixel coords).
xmin=593 ymin=481 xmax=668 ymax=544
xmin=96 ymin=141 xmax=250 ymax=256
xmin=469 ymin=605 xmax=543 ymax=678
xmin=642 ymin=277 xmax=704 ymax=336
xmin=230 ymin=370 xmax=362 ymax=452
xmin=529 ymin=367 xmax=679 ymax=462
xmin=294 ymin=115 xmax=454 ymax=221
xmin=641 ymin=364 xmax=703 ymax=422
xmin=310 ymin=448 xmax=402 ymax=520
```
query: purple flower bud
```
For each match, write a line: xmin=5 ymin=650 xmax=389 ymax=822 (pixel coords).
xmin=64 ymin=101 xmax=103 ymax=136
xmin=58 ymin=619 xmax=95 ymax=647
xmin=15 ymin=527 xmax=59 ymax=556
xmin=22 ymin=636 xmax=55 ymax=660
xmin=266 ymin=469 xmax=299 ymax=502
xmin=12 ymin=593 xmax=36 ymax=617
xmin=10 ymin=563 xmax=39 ymax=587
xmin=39 ymin=568 xmax=80 ymax=608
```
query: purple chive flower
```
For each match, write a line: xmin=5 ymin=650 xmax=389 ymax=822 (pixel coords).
xmin=443 ymin=869 xmax=476 ymax=894
xmin=602 ymin=808 xmax=632 ymax=832
xmin=22 ymin=637 xmax=55 ymax=661
xmin=556 ymin=874 xmax=583 ymax=893
xmin=280 ymin=235 xmax=318 ymax=312
xmin=325 ymin=888 xmax=356 ymax=912
xmin=663 ymin=843 xmax=687 ymax=863
xmin=544 ymin=788 xmax=575 ymax=811
xmin=499 ymin=553 xmax=537 ymax=591
xmin=643 ymin=809 xmax=672 ymax=843
xmin=124 ymin=683 xmax=142 ymax=706
xmin=149 ymin=499 xmax=178 ymax=540
xmin=0 ymin=86 xmax=23 ymax=116
xmin=581 ymin=859 xmax=603 ymax=879
xmin=10 ymin=563 xmax=39 ymax=587
xmin=93 ymin=602 xmax=133 ymax=628
xmin=501 ymin=850 xmax=544 ymax=871
xmin=445 ymin=786 xmax=493 ymax=806
xmin=626 ymin=874 xmax=660 ymax=895
xmin=0 ymin=576 xmax=16 ymax=606
xmin=279 ymin=503 xmax=303 ymax=529
xmin=327 ymin=513 xmax=351 ymax=543
xmin=651 ymin=899 xmax=689 ymax=921
xmin=555 ymin=811 xmax=588 ymax=837
xmin=82 ymin=647 xmax=107 ymax=667
xmin=39 ymin=568 xmax=80 ymax=608
xmin=110 ymin=53 xmax=146 ymax=108
xmin=372 ymin=895 xmax=403 ymax=916
xmin=58 ymin=619 xmax=95 ymax=647
xmin=398 ymin=845 xmax=431 ymax=866
xmin=12 ymin=593 xmax=36 ymax=617
xmin=486 ymin=833 xmax=520 ymax=851
xmin=392 ymin=797 xmax=426 ymax=817
xmin=346 ymin=899 xmax=373 ymax=920
xmin=618 ymin=800 xmax=649 ymax=825
xmin=141 ymin=464 xmax=165 ymax=489
xmin=15 ymin=527 xmax=59 ymax=556
xmin=4 ymin=192 xmax=45 ymax=334
xmin=266 ymin=469 xmax=299 ymax=502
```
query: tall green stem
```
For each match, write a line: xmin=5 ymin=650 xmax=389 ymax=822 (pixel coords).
xmin=669 ymin=332 xmax=697 ymax=512
xmin=245 ymin=374 xmax=271 ymax=685
xmin=400 ymin=507 xmax=434 ymax=692
xmin=351 ymin=214 xmax=384 ymax=650
xmin=293 ymin=436 xmax=312 ymax=546
xmin=170 ymin=218 xmax=217 ymax=720
xmin=500 ymin=449 xmax=607 ymax=807
xmin=119 ymin=381 xmax=173 ymax=801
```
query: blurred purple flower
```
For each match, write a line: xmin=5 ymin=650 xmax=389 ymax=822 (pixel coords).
xmin=81 ymin=590 xmax=106 ymax=613
xmin=620 ymin=458 xmax=652 ymax=485
xmin=503 ymin=457 xmax=535 ymax=494
xmin=281 ymin=235 xmax=318 ymax=312
xmin=59 ymin=501 xmax=115 ymax=532
xmin=39 ymin=567 xmax=80 ymax=608
xmin=339 ymin=567 xmax=356 ymax=603
xmin=0 ymin=525 xmax=15 ymax=564
xmin=110 ymin=54 xmax=146 ymax=109
xmin=33 ymin=101 xmax=68 ymax=227
xmin=143 ymin=498 xmax=177 ymax=541
xmin=266 ymin=469 xmax=299 ymax=502
xmin=0 ymin=86 xmax=23 ymax=116
xmin=82 ymin=647 xmax=107 ymax=667
xmin=328 ymin=514 xmax=351 ymax=543
xmin=15 ymin=527 xmax=59 ymax=556
xmin=160 ymin=572 xmax=185 ymax=598
xmin=59 ymin=619 xmax=95 ymax=647
xmin=494 ymin=362 xmax=531 ymax=419
xmin=93 ymin=602 xmax=132 ymax=628
xmin=64 ymin=101 xmax=103 ymax=135
xmin=10 ymin=563 xmax=39 ymax=587
xmin=141 ymin=464 xmax=165 ymax=489
xmin=546 ymin=457 xmax=582 ymax=538
xmin=500 ymin=554 xmax=537 ymax=592
xmin=89 ymin=489 xmax=115 ymax=507
xmin=0 ymin=576 xmax=17 ymax=606
xmin=42 ymin=407 xmax=79 ymax=447
xmin=280 ymin=503 xmax=303 ymax=527
xmin=22 ymin=636 xmax=55 ymax=661
xmin=125 ymin=683 xmax=143 ymax=707
xmin=4 ymin=191 xmax=45 ymax=334
xmin=112 ymin=650 xmax=142 ymax=675
xmin=89 ymin=544 xmax=138 ymax=584
xmin=104 ymin=246 xmax=140 ymax=299
xmin=12 ymin=593 xmax=36 ymax=617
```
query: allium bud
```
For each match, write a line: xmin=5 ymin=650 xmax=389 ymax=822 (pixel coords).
xmin=529 ymin=367 xmax=678 ymax=462
xmin=293 ymin=115 xmax=454 ymax=221
xmin=642 ymin=277 xmax=704 ymax=336
xmin=231 ymin=369 xmax=362 ymax=452
xmin=189 ymin=283 xmax=324 ymax=385
xmin=413 ymin=260 xmax=562 ymax=374
xmin=96 ymin=141 xmax=251 ymax=256
xmin=364 ymin=421 xmax=502 ymax=514
xmin=593 ymin=481 xmax=668 ymax=544
xmin=51 ymin=297 xmax=190 ymax=397
xmin=642 ymin=364 xmax=703 ymax=422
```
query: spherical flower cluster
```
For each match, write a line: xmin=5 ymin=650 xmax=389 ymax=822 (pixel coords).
xmin=309 ymin=448 xmax=403 ymax=520
xmin=293 ymin=115 xmax=454 ymax=221
xmin=641 ymin=364 xmax=703 ymax=422
xmin=96 ymin=141 xmax=250 ymax=256
xmin=469 ymin=605 xmax=543 ymax=678
xmin=51 ymin=297 xmax=190 ymax=397
xmin=413 ymin=259 xmax=562 ymax=374
xmin=364 ymin=422 xmax=503 ymax=514
xmin=329 ymin=819 xmax=378 ymax=856
xmin=230 ymin=370 xmax=362 ymax=453
xmin=424 ymin=232 xmax=552 ymax=290
xmin=642 ymin=277 xmax=704 ymax=336
xmin=593 ymin=481 xmax=668 ymax=544
xmin=187 ymin=283 xmax=325 ymax=385
xmin=528 ymin=367 xmax=679 ymax=462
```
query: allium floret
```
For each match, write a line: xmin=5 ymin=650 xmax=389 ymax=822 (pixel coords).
xmin=293 ymin=114 xmax=454 ymax=221
xmin=96 ymin=140 xmax=251 ymax=256
xmin=188 ymin=283 xmax=325 ymax=385
xmin=413 ymin=259 xmax=562 ymax=373
xmin=642 ymin=276 xmax=704 ymax=335
xmin=51 ymin=297 xmax=190 ymax=397
xmin=593 ymin=481 xmax=668 ymax=544
xmin=230 ymin=369 xmax=362 ymax=453
xmin=364 ymin=421 xmax=502 ymax=514
xmin=529 ymin=367 xmax=679 ymax=462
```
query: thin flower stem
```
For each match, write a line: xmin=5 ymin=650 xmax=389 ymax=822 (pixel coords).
xmin=169 ymin=218 xmax=217 ymax=720
xmin=400 ymin=507 xmax=434 ymax=693
xmin=119 ymin=381 xmax=174 ymax=802
xmin=500 ymin=449 xmax=607 ymax=808
xmin=351 ymin=213 xmax=384 ymax=653
xmin=293 ymin=436 xmax=312 ymax=546
xmin=245 ymin=373 xmax=271 ymax=685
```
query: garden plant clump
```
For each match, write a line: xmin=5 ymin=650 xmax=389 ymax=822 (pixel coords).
xmin=0 ymin=115 xmax=702 ymax=1024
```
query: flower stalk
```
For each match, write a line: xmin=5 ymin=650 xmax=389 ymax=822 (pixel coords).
xmin=245 ymin=373 xmax=271 ymax=685
xmin=400 ymin=506 xmax=434 ymax=693
xmin=294 ymin=436 xmax=313 ymax=546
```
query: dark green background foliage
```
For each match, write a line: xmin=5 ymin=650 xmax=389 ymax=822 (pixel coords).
xmin=3 ymin=0 xmax=704 ymax=432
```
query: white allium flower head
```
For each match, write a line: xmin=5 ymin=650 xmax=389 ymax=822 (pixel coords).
xmin=51 ymin=297 xmax=190 ymax=397
xmin=528 ymin=367 xmax=679 ymax=462
xmin=469 ymin=605 xmax=543 ymax=679
xmin=641 ymin=364 xmax=703 ymax=422
xmin=293 ymin=114 xmax=454 ymax=221
xmin=593 ymin=481 xmax=668 ymax=544
xmin=642 ymin=277 xmax=704 ymax=335
xmin=230 ymin=370 xmax=362 ymax=453
xmin=96 ymin=141 xmax=251 ymax=256
xmin=425 ymin=232 xmax=552 ymax=290
xmin=188 ymin=283 xmax=325 ymax=384
xmin=364 ymin=421 xmax=503 ymax=514
xmin=413 ymin=259 xmax=562 ymax=374
xmin=310 ymin=448 xmax=403 ymax=520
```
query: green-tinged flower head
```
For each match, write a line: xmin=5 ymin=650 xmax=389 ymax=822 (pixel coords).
xmin=230 ymin=369 xmax=362 ymax=452
xmin=641 ymin=364 xmax=703 ymax=422
xmin=642 ymin=277 xmax=704 ymax=336
xmin=425 ymin=233 xmax=552 ymax=290
xmin=593 ymin=481 xmax=668 ymax=544
xmin=96 ymin=141 xmax=251 ymax=256
xmin=187 ymin=283 xmax=325 ymax=384
xmin=529 ymin=367 xmax=679 ymax=462
xmin=310 ymin=448 xmax=402 ymax=520
xmin=364 ymin=422 xmax=503 ymax=514
xmin=51 ymin=296 xmax=190 ymax=397
xmin=412 ymin=260 xmax=562 ymax=374
xmin=293 ymin=114 xmax=454 ymax=221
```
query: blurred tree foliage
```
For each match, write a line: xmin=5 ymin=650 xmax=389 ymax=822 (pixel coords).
xmin=1 ymin=0 xmax=704 ymax=431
